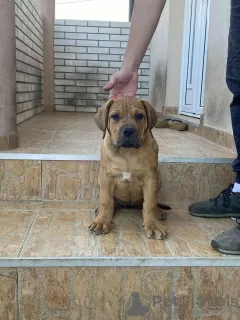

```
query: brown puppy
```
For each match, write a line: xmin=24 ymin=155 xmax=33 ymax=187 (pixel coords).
xmin=89 ymin=96 xmax=168 ymax=240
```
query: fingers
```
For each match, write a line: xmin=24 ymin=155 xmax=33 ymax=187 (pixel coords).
xmin=103 ymin=75 xmax=117 ymax=92
xmin=102 ymin=69 xmax=137 ymax=98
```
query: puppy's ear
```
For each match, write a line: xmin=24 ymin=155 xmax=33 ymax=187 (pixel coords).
xmin=95 ymin=100 xmax=114 ymax=138
xmin=141 ymin=100 xmax=157 ymax=135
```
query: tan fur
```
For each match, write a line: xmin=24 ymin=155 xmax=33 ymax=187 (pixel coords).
xmin=89 ymin=97 xmax=167 ymax=240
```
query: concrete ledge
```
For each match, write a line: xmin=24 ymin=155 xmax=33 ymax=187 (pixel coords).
xmin=0 ymin=153 xmax=235 ymax=164
xmin=0 ymin=133 xmax=19 ymax=151
xmin=1 ymin=256 xmax=240 ymax=267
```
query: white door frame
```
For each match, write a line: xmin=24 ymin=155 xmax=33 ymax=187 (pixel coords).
xmin=179 ymin=0 xmax=211 ymax=118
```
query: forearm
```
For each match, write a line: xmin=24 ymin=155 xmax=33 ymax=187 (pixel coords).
xmin=123 ymin=0 xmax=167 ymax=71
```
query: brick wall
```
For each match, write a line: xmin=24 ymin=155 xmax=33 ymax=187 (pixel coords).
xmin=15 ymin=0 xmax=44 ymax=124
xmin=54 ymin=20 xmax=150 ymax=112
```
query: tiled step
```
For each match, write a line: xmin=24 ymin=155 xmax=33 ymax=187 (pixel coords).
xmin=0 ymin=158 xmax=234 ymax=207
xmin=0 ymin=201 xmax=237 ymax=259
xmin=0 ymin=112 xmax=239 ymax=319
xmin=5 ymin=111 xmax=237 ymax=159
xmin=2 ymin=265 xmax=240 ymax=320
xmin=0 ymin=111 xmax=235 ymax=205
xmin=1 ymin=266 xmax=240 ymax=319
xmin=1 ymin=200 xmax=240 ymax=319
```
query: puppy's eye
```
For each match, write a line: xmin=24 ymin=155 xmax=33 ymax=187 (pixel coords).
xmin=111 ymin=113 xmax=120 ymax=121
xmin=135 ymin=114 xmax=144 ymax=121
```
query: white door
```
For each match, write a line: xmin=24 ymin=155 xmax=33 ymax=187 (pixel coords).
xmin=179 ymin=0 xmax=210 ymax=117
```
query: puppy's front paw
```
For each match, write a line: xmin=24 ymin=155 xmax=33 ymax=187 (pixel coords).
xmin=144 ymin=219 xmax=167 ymax=240
xmin=88 ymin=217 xmax=111 ymax=235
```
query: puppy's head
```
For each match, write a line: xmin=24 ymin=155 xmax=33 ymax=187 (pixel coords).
xmin=95 ymin=97 xmax=157 ymax=148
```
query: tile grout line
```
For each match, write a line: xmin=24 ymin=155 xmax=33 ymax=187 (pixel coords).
xmin=17 ymin=203 xmax=41 ymax=257
xmin=40 ymin=125 xmax=62 ymax=154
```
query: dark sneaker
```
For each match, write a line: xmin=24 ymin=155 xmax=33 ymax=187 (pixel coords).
xmin=189 ymin=184 xmax=240 ymax=218
xmin=211 ymin=223 xmax=240 ymax=255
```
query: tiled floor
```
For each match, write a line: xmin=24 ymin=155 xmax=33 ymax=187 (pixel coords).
xmin=0 ymin=112 xmax=236 ymax=260
xmin=3 ymin=111 xmax=236 ymax=158
xmin=0 ymin=201 xmax=235 ymax=258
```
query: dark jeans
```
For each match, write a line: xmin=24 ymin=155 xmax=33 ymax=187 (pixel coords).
xmin=227 ymin=0 xmax=240 ymax=173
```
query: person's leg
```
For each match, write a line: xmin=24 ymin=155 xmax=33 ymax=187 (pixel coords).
xmin=189 ymin=0 xmax=240 ymax=254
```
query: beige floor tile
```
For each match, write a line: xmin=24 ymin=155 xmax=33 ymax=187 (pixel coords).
xmin=43 ymin=141 xmax=100 ymax=155
xmin=166 ymin=237 xmax=192 ymax=256
xmin=0 ymin=274 xmax=17 ymax=320
xmin=53 ymin=131 xmax=102 ymax=142
xmin=18 ymin=121 xmax=62 ymax=131
xmin=20 ymin=209 xmax=98 ymax=257
xmin=0 ymin=210 xmax=36 ymax=257
xmin=0 ymin=201 xmax=40 ymax=211
xmin=7 ymin=111 xmax=235 ymax=158
xmin=3 ymin=138 xmax=50 ymax=154
xmin=19 ymin=129 xmax=57 ymax=142
xmin=167 ymin=223 xmax=209 ymax=241
xmin=0 ymin=160 xmax=42 ymax=201
xmin=13 ymin=203 xmax=231 ymax=258
xmin=40 ymin=201 xmax=97 ymax=211
xmin=187 ymin=240 xmax=221 ymax=257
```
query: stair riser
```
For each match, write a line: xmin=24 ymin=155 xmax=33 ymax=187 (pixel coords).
xmin=0 ymin=160 xmax=233 ymax=204
xmin=1 ymin=266 xmax=238 ymax=319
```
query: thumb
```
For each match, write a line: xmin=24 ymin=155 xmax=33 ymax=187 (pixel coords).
xmin=103 ymin=74 xmax=118 ymax=91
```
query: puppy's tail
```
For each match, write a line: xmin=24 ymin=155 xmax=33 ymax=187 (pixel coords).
xmin=157 ymin=203 xmax=171 ymax=210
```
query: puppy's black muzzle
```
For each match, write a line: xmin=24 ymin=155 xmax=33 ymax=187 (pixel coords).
xmin=114 ymin=125 xmax=141 ymax=148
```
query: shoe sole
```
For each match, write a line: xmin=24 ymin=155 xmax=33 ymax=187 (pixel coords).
xmin=189 ymin=211 xmax=240 ymax=218
xmin=211 ymin=239 xmax=240 ymax=255
xmin=215 ymin=248 xmax=240 ymax=255
xmin=211 ymin=242 xmax=240 ymax=255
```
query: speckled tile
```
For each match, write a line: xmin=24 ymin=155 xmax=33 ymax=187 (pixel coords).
xmin=4 ymin=111 xmax=235 ymax=158
xmin=43 ymin=141 xmax=101 ymax=155
xmin=41 ymin=161 xmax=99 ymax=201
xmin=3 ymin=139 xmax=50 ymax=154
xmin=0 ymin=210 xmax=37 ymax=257
xmin=159 ymin=162 xmax=233 ymax=203
xmin=17 ymin=115 xmax=63 ymax=131
xmin=59 ymin=121 xmax=98 ymax=132
xmin=52 ymin=131 xmax=102 ymax=142
xmin=14 ymin=204 xmax=236 ymax=258
xmin=0 ymin=272 xmax=17 ymax=319
xmin=18 ymin=129 xmax=57 ymax=143
xmin=40 ymin=201 xmax=97 ymax=211
xmin=40 ymin=160 xmax=233 ymax=204
xmin=19 ymin=210 xmax=86 ymax=257
xmin=14 ymin=267 xmax=240 ymax=320
xmin=0 ymin=201 xmax=40 ymax=211
xmin=0 ymin=160 xmax=42 ymax=200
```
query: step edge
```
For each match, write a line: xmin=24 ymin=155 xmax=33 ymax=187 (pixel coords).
xmin=0 ymin=153 xmax=234 ymax=164
xmin=1 ymin=256 xmax=240 ymax=267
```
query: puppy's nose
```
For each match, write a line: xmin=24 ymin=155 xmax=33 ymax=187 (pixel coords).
xmin=122 ymin=126 xmax=136 ymax=137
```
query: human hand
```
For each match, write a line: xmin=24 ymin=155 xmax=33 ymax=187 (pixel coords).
xmin=103 ymin=67 xmax=138 ymax=98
